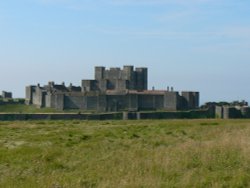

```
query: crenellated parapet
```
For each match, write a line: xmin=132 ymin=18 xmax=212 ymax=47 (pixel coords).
xmin=25 ymin=65 xmax=199 ymax=112
xmin=87 ymin=65 xmax=148 ymax=91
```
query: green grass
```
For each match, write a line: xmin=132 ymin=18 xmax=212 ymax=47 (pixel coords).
xmin=0 ymin=104 xmax=60 ymax=113
xmin=0 ymin=104 xmax=106 ymax=114
xmin=0 ymin=119 xmax=250 ymax=187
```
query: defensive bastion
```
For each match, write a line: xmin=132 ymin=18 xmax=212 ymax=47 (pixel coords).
xmin=25 ymin=65 xmax=199 ymax=112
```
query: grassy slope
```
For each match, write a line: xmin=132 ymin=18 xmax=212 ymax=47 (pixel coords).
xmin=0 ymin=120 xmax=250 ymax=188
xmin=0 ymin=104 xmax=59 ymax=113
xmin=0 ymin=104 xmax=99 ymax=113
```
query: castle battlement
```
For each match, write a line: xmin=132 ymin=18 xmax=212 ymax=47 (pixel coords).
xmin=25 ymin=65 xmax=199 ymax=112
xmin=91 ymin=65 xmax=147 ymax=91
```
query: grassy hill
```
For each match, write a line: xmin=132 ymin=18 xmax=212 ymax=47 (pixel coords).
xmin=0 ymin=104 xmax=101 ymax=114
xmin=0 ymin=120 xmax=250 ymax=187
xmin=0 ymin=104 xmax=59 ymax=113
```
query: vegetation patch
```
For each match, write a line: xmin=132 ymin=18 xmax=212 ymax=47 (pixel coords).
xmin=0 ymin=104 xmax=59 ymax=113
xmin=0 ymin=119 xmax=250 ymax=187
xmin=200 ymin=122 xmax=220 ymax=126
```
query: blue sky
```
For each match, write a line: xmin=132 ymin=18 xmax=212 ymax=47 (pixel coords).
xmin=0 ymin=0 xmax=250 ymax=103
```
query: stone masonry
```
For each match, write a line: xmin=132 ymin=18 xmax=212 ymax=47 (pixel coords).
xmin=25 ymin=65 xmax=199 ymax=112
xmin=2 ymin=91 xmax=12 ymax=99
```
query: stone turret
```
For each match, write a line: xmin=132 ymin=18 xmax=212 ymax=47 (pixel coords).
xmin=2 ymin=91 xmax=12 ymax=99
xmin=84 ymin=65 xmax=148 ymax=92
xmin=135 ymin=67 xmax=148 ymax=90
xmin=26 ymin=65 xmax=200 ymax=112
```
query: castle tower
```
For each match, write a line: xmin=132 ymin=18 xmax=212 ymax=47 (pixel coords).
xmin=181 ymin=92 xmax=199 ymax=109
xmin=122 ymin=65 xmax=135 ymax=89
xmin=136 ymin=67 xmax=148 ymax=90
xmin=95 ymin=66 xmax=105 ymax=80
xmin=123 ymin=66 xmax=134 ymax=80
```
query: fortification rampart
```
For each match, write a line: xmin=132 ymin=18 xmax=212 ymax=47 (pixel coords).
xmin=0 ymin=109 xmax=213 ymax=121
xmin=215 ymin=106 xmax=250 ymax=119
xmin=25 ymin=65 xmax=200 ymax=112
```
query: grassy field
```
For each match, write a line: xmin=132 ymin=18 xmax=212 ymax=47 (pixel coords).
xmin=0 ymin=120 xmax=250 ymax=188
xmin=0 ymin=104 xmax=59 ymax=113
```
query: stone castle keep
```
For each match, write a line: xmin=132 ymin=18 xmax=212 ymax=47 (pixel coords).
xmin=25 ymin=66 xmax=199 ymax=112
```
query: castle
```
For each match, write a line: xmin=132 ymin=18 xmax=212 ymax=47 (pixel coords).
xmin=25 ymin=66 xmax=199 ymax=112
xmin=0 ymin=91 xmax=12 ymax=99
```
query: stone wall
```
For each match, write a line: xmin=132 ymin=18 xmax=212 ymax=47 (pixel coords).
xmin=64 ymin=95 xmax=84 ymax=109
xmin=0 ymin=99 xmax=25 ymax=105
xmin=2 ymin=91 xmax=12 ymax=99
xmin=25 ymin=86 xmax=33 ymax=105
xmin=215 ymin=106 xmax=250 ymax=119
xmin=0 ymin=108 xmax=214 ymax=121
xmin=223 ymin=107 xmax=242 ymax=119
xmin=92 ymin=65 xmax=148 ymax=91
xmin=25 ymin=65 xmax=199 ymax=112
xmin=215 ymin=106 xmax=223 ymax=118
xmin=181 ymin=92 xmax=199 ymax=109
xmin=128 ymin=94 xmax=138 ymax=111
xmin=54 ymin=94 xmax=64 ymax=110
xmin=0 ymin=113 xmax=123 ymax=121
xmin=241 ymin=107 xmax=250 ymax=118
xmin=164 ymin=92 xmax=179 ymax=110
xmin=138 ymin=95 xmax=164 ymax=110
xmin=137 ymin=109 xmax=214 ymax=119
